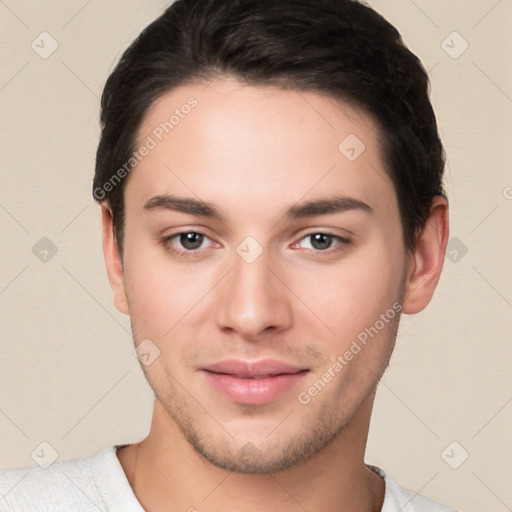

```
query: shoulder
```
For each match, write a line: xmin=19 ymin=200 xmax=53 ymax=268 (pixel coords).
xmin=368 ymin=465 xmax=458 ymax=512
xmin=0 ymin=446 xmax=122 ymax=512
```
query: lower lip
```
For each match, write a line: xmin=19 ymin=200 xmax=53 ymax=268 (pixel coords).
xmin=202 ymin=370 xmax=308 ymax=405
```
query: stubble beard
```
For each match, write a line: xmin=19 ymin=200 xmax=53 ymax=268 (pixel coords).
xmin=132 ymin=272 xmax=405 ymax=474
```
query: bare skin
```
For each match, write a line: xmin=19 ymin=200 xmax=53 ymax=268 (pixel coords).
xmin=102 ymin=77 xmax=449 ymax=512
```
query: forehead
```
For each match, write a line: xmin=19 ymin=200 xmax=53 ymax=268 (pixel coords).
xmin=127 ymin=78 xmax=396 ymax=219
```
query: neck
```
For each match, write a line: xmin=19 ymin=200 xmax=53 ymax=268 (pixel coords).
xmin=118 ymin=394 xmax=384 ymax=512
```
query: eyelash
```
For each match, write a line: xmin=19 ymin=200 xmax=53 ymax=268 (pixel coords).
xmin=161 ymin=231 xmax=216 ymax=258
xmin=161 ymin=231 xmax=351 ymax=258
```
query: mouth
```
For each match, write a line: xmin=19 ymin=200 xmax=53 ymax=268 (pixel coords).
xmin=200 ymin=359 xmax=309 ymax=405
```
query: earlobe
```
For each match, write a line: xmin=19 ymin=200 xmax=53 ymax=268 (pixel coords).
xmin=402 ymin=196 xmax=449 ymax=314
xmin=101 ymin=204 xmax=129 ymax=315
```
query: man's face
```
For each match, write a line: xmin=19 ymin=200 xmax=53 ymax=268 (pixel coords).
xmin=116 ymin=78 xmax=407 ymax=473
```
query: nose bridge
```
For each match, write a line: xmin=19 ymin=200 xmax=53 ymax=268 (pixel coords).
xmin=214 ymin=242 xmax=292 ymax=337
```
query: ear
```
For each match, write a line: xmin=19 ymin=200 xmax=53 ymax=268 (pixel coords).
xmin=402 ymin=196 xmax=449 ymax=314
xmin=101 ymin=204 xmax=129 ymax=315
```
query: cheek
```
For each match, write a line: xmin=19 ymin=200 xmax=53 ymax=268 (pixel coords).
xmin=288 ymin=238 xmax=402 ymax=344
xmin=122 ymin=244 xmax=209 ymax=338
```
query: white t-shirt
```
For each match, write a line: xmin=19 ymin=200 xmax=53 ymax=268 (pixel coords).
xmin=0 ymin=445 xmax=456 ymax=511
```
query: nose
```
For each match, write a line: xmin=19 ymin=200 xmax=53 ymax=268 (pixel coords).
xmin=214 ymin=246 xmax=294 ymax=340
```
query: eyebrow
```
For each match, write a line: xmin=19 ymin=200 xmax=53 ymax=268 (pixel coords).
xmin=142 ymin=194 xmax=373 ymax=220
xmin=143 ymin=195 xmax=222 ymax=220
xmin=286 ymin=196 xmax=373 ymax=218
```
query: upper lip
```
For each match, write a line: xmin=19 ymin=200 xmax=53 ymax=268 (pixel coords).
xmin=202 ymin=359 xmax=307 ymax=378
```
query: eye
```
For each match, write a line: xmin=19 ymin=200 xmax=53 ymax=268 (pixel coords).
xmin=294 ymin=232 xmax=349 ymax=252
xmin=163 ymin=231 xmax=215 ymax=254
xmin=176 ymin=232 xmax=207 ymax=250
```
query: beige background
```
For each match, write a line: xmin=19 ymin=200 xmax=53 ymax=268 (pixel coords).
xmin=0 ymin=1 xmax=511 ymax=510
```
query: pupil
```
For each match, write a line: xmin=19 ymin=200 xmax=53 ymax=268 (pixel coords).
xmin=311 ymin=233 xmax=332 ymax=250
xmin=180 ymin=232 xmax=203 ymax=250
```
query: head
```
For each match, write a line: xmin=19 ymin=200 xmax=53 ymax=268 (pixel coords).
xmin=95 ymin=0 xmax=448 ymax=474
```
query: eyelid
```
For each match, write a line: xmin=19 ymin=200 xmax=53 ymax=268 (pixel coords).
xmin=161 ymin=228 xmax=351 ymax=258
xmin=161 ymin=225 xmax=215 ymax=242
xmin=289 ymin=231 xmax=351 ymax=253
xmin=162 ymin=229 xmax=219 ymax=255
